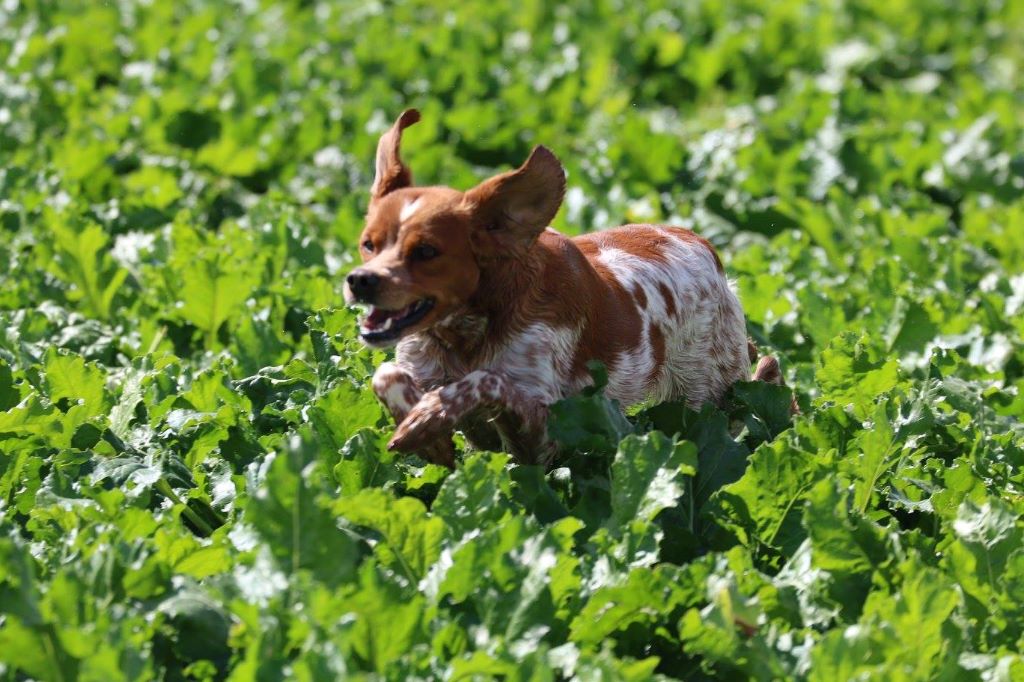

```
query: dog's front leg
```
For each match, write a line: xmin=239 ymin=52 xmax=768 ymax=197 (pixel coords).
xmin=371 ymin=362 xmax=455 ymax=467
xmin=388 ymin=370 xmax=551 ymax=464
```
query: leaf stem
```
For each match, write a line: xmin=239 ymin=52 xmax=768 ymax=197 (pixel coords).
xmin=156 ymin=479 xmax=216 ymax=536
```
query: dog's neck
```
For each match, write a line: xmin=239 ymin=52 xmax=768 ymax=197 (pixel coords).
xmin=427 ymin=310 xmax=489 ymax=352
xmin=426 ymin=251 xmax=545 ymax=358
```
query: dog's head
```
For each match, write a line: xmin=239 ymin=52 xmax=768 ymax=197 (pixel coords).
xmin=345 ymin=109 xmax=566 ymax=347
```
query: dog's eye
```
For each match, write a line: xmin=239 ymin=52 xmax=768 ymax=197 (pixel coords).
xmin=361 ymin=240 xmax=374 ymax=253
xmin=410 ymin=244 xmax=439 ymax=261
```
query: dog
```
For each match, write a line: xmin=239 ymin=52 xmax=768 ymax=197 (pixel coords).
xmin=345 ymin=109 xmax=783 ymax=467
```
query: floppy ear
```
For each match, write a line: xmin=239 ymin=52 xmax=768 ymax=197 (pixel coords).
xmin=463 ymin=145 xmax=566 ymax=258
xmin=370 ymin=109 xmax=421 ymax=201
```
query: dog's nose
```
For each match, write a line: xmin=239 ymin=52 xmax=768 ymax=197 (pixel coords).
xmin=346 ymin=269 xmax=381 ymax=301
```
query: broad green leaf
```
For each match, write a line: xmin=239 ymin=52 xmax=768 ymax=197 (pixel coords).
xmin=43 ymin=217 xmax=128 ymax=320
xmin=246 ymin=430 xmax=358 ymax=586
xmin=839 ymin=404 xmax=902 ymax=515
xmin=548 ymin=388 xmax=633 ymax=455
xmin=176 ymin=251 xmax=259 ymax=349
xmin=729 ymin=380 xmax=794 ymax=444
xmin=803 ymin=479 xmax=889 ymax=618
xmin=810 ymin=559 xmax=969 ymax=681
xmin=639 ymin=402 xmax=750 ymax=521
xmin=432 ymin=452 xmax=517 ymax=539
xmin=0 ymin=360 xmax=18 ymax=411
xmin=608 ymin=433 xmax=697 ymax=529
xmin=43 ymin=348 xmax=108 ymax=418
xmin=307 ymin=380 xmax=382 ymax=450
xmin=435 ymin=515 xmax=562 ymax=647
xmin=678 ymin=551 xmax=795 ymax=679
xmin=156 ymin=592 xmax=232 ymax=671
xmin=334 ymin=487 xmax=446 ymax=582
xmin=712 ymin=433 xmax=824 ymax=563
xmin=0 ymin=396 xmax=67 ymax=450
xmin=570 ymin=565 xmax=696 ymax=649
xmin=333 ymin=428 xmax=402 ymax=495
xmin=0 ymin=618 xmax=79 ymax=681
xmin=816 ymin=332 xmax=902 ymax=417
xmin=337 ymin=562 xmax=427 ymax=674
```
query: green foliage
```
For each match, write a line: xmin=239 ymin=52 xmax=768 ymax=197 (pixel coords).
xmin=1 ymin=0 xmax=1023 ymax=679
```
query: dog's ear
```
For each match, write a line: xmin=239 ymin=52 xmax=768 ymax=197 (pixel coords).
xmin=370 ymin=109 xmax=420 ymax=201
xmin=464 ymin=146 xmax=565 ymax=257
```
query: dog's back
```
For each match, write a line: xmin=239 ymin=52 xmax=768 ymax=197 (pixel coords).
xmin=570 ymin=224 xmax=749 ymax=407
xmin=449 ymin=224 xmax=748 ymax=410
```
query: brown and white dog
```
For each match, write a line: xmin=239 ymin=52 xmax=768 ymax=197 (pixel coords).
xmin=345 ymin=109 xmax=782 ymax=467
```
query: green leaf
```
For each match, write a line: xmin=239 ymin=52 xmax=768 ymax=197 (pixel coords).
xmin=108 ymin=363 xmax=146 ymax=440
xmin=0 ymin=618 xmax=79 ymax=681
xmin=307 ymin=380 xmax=382 ymax=450
xmin=548 ymin=389 xmax=633 ymax=455
xmin=510 ymin=465 xmax=570 ymax=525
xmin=434 ymin=515 xmax=562 ymax=647
xmin=156 ymin=591 xmax=232 ymax=671
xmin=432 ymin=452 xmax=517 ymax=539
xmin=0 ymin=396 xmax=67 ymax=450
xmin=334 ymin=488 xmax=446 ymax=582
xmin=246 ymin=430 xmax=359 ymax=586
xmin=43 ymin=217 xmax=128 ymax=320
xmin=810 ymin=559 xmax=969 ymax=681
xmin=609 ymin=432 xmax=697 ymax=529
xmin=570 ymin=565 xmax=696 ymax=649
xmin=175 ymin=247 xmax=260 ymax=349
xmin=333 ymin=428 xmax=402 ymax=495
xmin=173 ymin=545 xmax=233 ymax=580
xmin=729 ymin=380 xmax=794 ymax=444
xmin=942 ymin=498 xmax=1024 ymax=646
xmin=816 ymin=332 xmax=902 ymax=417
xmin=640 ymin=402 xmax=749 ymax=512
xmin=337 ymin=562 xmax=427 ymax=674
xmin=712 ymin=433 xmax=824 ymax=563
xmin=0 ymin=536 xmax=43 ymax=626
xmin=803 ymin=479 xmax=889 ymax=618
xmin=0 ymin=360 xmax=18 ymax=411
xmin=678 ymin=551 xmax=794 ymax=679
xmin=839 ymin=404 xmax=902 ymax=515
xmin=43 ymin=348 xmax=108 ymax=418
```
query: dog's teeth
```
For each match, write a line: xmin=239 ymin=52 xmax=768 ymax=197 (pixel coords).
xmin=382 ymin=316 xmax=395 ymax=331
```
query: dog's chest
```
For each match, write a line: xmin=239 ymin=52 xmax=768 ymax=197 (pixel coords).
xmin=396 ymin=322 xmax=580 ymax=402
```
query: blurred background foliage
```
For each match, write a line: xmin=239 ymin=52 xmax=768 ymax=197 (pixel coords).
xmin=0 ymin=0 xmax=1022 ymax=372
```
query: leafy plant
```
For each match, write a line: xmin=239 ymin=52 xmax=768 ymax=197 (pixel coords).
xmin=1 ymin=0 xmax=1023 ymax=678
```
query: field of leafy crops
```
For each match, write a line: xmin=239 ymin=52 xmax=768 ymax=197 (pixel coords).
xmin=1 ymin=0 xmax=1023 ymax=679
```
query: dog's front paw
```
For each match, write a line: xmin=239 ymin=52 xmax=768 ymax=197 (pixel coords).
xmin=388 ymin=391 xmax=454 ymax=454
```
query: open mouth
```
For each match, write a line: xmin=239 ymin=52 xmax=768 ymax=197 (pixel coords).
xmin=359 ymin=298 xmax=435 ymax=344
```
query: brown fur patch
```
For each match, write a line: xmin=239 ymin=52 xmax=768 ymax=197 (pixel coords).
xmin=658 ymin=282 xmax=678 ymax=319
xmin=632 ymin=282 xmax=648 ymax=309
xmin=648 ymin=322 xmax=666 ymax=386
